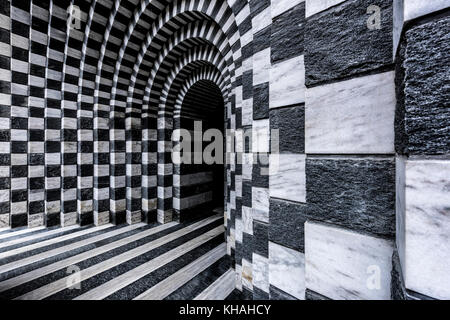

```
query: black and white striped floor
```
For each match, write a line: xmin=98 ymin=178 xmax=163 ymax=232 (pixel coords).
xmin=0 ymin=213 xmax=236 ymax=300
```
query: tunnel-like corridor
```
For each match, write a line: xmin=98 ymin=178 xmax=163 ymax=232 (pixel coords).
xmin=0 ymin=0 xmax=449 ymax=301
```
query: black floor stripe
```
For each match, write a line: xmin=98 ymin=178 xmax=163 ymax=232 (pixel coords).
xmin=0 ymin=224 xmax=150 ymax=282
xmin=46 ymin=219 xmax=223 ymax=300
xmin=165 ymin=256 xmax=231 ymax=300
xmin=105 ymin=235 xmax=225 ymax=300
xmin=0 ymin=225 xmax=121 ymax=266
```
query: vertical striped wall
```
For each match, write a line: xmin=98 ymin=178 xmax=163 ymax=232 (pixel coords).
xmin=0 ymin=0 xmax=448 ymax=301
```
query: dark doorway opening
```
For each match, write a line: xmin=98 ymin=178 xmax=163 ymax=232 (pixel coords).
xmin=174 ymin=80 xmax=225 ymax=222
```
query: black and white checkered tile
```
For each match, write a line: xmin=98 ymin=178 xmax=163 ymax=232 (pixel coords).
xmin=0 ymin=0 xmax=448 ymax=301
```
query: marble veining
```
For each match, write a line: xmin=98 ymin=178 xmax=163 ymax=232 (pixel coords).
xmin=306 ymin=0 xmax=347 ymax=18
xmin=253 ymin=253 xmax=269 ymax=293
xmin=272 ymin=0 xmax=305 ymax=19
xmin=269 ymin=241 xmax=305 ymax=300
xmin=305 ymin=72 xmax=396 ymax=154
xmin=252 ymin=187 xmax=269 ymax=223
xmin=270 ymin=55 xmax=305 ymax=109
xmin=269 ymin=154 xmax=306 ymax=203
xmin=404 ymin=160 xmax=450 ymax=300
xmin=305 ymin=222 xmax=394 ymax=300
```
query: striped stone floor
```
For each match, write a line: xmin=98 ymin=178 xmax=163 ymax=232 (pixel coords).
xmin=0 ymin=213 xmax=235 ymax=300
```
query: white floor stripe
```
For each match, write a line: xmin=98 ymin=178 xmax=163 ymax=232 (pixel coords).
xmin=0 ymin=223 xmax=145 ymax=276
xmin=134 ymin=243 xmax=226 ymax=300
xmin=14 ymin=215 xmax=221 ymax=300
xmin=0 ymin=224 xmax=111 ymax=260
xmin=0 ymin=226 xmax=47 ymax=241
xmin=75 ymin=225 xmax=224 ymax=300
xmin=0 ymin=225 xmax=79 ymax=249
xmin=0 ymin=222 xmax=176 ymax=293
xmin=194 ymin=269 xmax=235 ymax=300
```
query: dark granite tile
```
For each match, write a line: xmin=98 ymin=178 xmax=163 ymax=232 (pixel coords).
xmin=270 ymin=105 xmax=305 ymax=154
xmin=305 ymin=0 xmax=393 ymax=86
xmin=402 ymin=16 xmax=450 ymax=155
xmin=306 ymin=158 xmax=395 ymax=239
xmin=271 ymin=2 xmax=305 ymax=63
xmin=269 ymin=199 xmax=307 ymax=252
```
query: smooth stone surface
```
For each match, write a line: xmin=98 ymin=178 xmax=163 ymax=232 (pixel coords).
xmin=403 ymin=160 xmax=450 ymax=300
xmin=252 ymin=119 xmax=270 ymax=153
xmin=269 ymin=55 xmax=305 ymax=109
xmin=402 ymin=17 xmax=450 ymax=155
xmin=271 ymin=0 xmax=305 ymax=19
xmin=305 ymin=0 xmax=393 ymax=86
xmin=251 ymin=187 xmax=269 ymax=223
xmin=306 ymin=158 xmax=396 ymax=238
xmin=305 ymin=72 xmax=396 ymax=154
xmin=269 ymin=199 xmax=307 ymax=252
xmin=252 ymin=253 xmax=269 ymax=293
xmin=305 ymin=222 xmax=394 ymax=300
xmin=306 ymin=0 xmax=346 ymax=18
xmin=269 ymin=241 xmax=305 ymax=300
xmin=269 ymin=154 xmax=306 ymax=203
xmin=253 ymin=48 xmax=271 ymax=86
xmin=269 ymin=285 xmax=297 ymax=300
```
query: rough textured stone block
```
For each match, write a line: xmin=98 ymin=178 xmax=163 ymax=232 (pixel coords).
xmin=402 ymin=16 xmax=450 ymax=155
xmin=306 ymin=158 xmax=395 ymax=238
xmin=270 ymin=105 xmax=305 ymax=154
xmin=305 ymin=0 xmax=393 ymax=86
xmin=269 ymin=199 xmax=307 ymax=252
xmin=271 ymin=2 xmax=305 ymax=63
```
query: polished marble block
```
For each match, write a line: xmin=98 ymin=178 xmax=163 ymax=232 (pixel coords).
xmin=253 ymin=253 xmax=269 ymax=293
xmin=252 ymin=119 xmax=270 ymax=153
xmin=401 ymin=160 xmax=450 ymax=300
xmin=305 ymin=222 xmax=394 ymax=300
xmin=305 ymin=72 xmax=395 ymax=154
xmin=269 ymin=241 xmax=305 ymax=300
xmin=272 ymin=0 xmax=305 ymax=19
xmin=306 ymin=0 xmax=346 ymax=18
xmin=253 ymin=48 xmax=271 ymax=86
xmin=269 ymin=55 xmax=305 ymax=109
xmin=269 ymin=154 xmax=306 ymax=203
xmin=252 ymin=187 xmax=269 ymax=223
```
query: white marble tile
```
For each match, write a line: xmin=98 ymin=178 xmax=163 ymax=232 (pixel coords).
xmin=305 ymin=222 xmax=394 ymax=300
xmin=253 ymin=253 xmax=269 ymax=293
xmin=272 ymin=0 xmax=305 ymax=18
xmin=305 ymin=72 xmax=395 ymax=154
xmin=242 ymin=206 xmax=253 ymax=235
xmin=404 ymin=0 xmax=449 ymax=22
xmin=241 ymin=98 xmax=253 ymax=126
xmin=252 ymin=6 xmax=271 ymax=34
xmin=269 ymin=242 xmax=305 ymax=299
xmin=235 ymin=218 xmax=243 ymax=243
xmin=242 ymin=258 xmax=253 ymax=290
xmin=403 ymin=160 xmax=450 ymax=300
xmin=252 ymin=119 xmax=270 ymax=153
xmin=396 ymin=156 xmax=406 ymax=276
xmin=253 ymin=48 xmax=271 ymax=86
xmin=252 ymin=187 xmax=269 ymax=223
xmin=270 ymin=55 xmax=305 ymax=109
xmin=306 ymin=0 xmax=346 ymax=18
xmin=269 ymin=154 xmax=306 ymax=203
